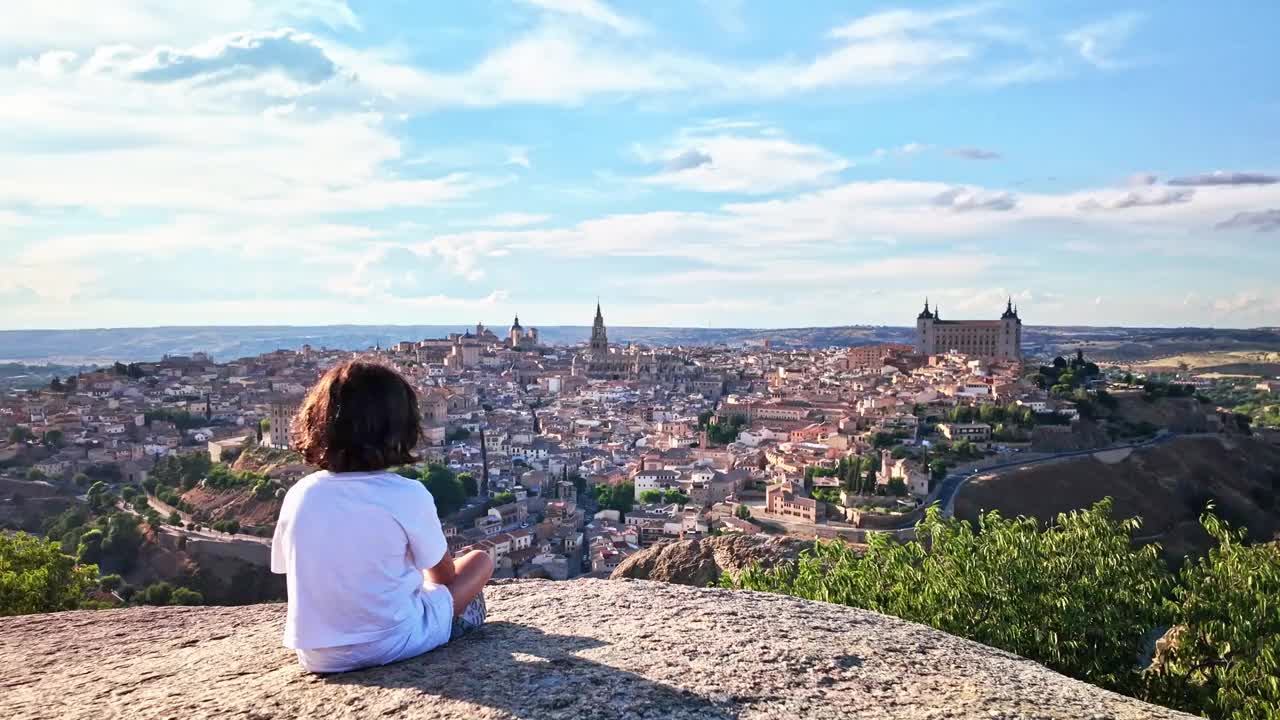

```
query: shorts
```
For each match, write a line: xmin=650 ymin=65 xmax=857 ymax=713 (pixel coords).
xmin=296 ymin=583 xmax=474 ymax=674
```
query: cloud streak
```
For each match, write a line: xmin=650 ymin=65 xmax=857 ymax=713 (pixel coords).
xmin=947 ymin=147 xmax=1002 ymax=160
xmin=1168 ymin=171 xmax=1279 ymax=187
xmin=1215 ymin=209 xmax=1280 ymax=232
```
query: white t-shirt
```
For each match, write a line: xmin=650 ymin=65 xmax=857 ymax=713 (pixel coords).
xmin=271 ymin=470 xmax=448 ymax=650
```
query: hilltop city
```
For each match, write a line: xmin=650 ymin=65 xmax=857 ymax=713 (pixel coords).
xmin=0 ymin=299 xmax=1270 ymax=598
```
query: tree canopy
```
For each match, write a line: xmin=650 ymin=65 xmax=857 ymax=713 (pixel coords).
xmin=723 ymin=500 xmax=1280 ymax=719
xmin=0 ymin=532 xmax=99 ymax=616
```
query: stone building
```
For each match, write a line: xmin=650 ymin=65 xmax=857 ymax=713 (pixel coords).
xmin=265 ymin=397 xmax=299 ymax=449
xmin=915 ymin=298 xmax=1022 ymax=361
xmin=577 ymin=303 xmax=687 ymax=381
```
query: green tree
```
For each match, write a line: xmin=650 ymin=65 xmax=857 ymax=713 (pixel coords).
xmin=592 ymin=482 xmax=635 ymax=515
xmin=142 ymin=582 xmax=174 ymax=606
xmin=928 ymin=460 xmax=948 ymax=481
xmin=723 ymin=500 xmax=1168 ymax=694
xmin=639 ymin=489 xmax=664 ymax=504
xmin=72 ymin=472 xmax=90 ymax=488
xmin=734 ymin=504 xmax=752 ymax=520
xmin=662 ymin=489 xmax=689 ymax=505
xmin=101 ymin=514 xmax=144 ymax=572
xmin=170 ymin=587 xmax=204 ymax=606
xmin=25 ymin=467 xmax=46 ymax=482
xmin=98 ymin=574 xmax=123 ymax=592
xmin=9 ymin=426 xmax=34 ymax=444
xmin=0 ymin=532 xmax=99 ymax=616
xmin=458 ymin=472 xmax=478 ymax=497
xmin=491 ymin=491 xmax=516 ymax=506
xmin=76 ymin=528 xmax=105 ymax=564
xmin=420 ymin=464 xmax=465 ymax=517
xmin=168 ymin=510 xmax=182 ymax=525
xmin=1142 ymin=513 xmax=1280 ymax=720
xmin=43 ymin=429 xmax=64 ymax=448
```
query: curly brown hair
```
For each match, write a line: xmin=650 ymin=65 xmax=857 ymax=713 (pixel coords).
xmin=290 ymin=360 xmax=422 ymax=473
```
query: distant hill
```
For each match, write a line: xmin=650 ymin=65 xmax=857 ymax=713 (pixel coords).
xmin=0 ymin=324 xmax=1277 ymax=365
xmin=956 ymin=435 xmax=1280 ymax=566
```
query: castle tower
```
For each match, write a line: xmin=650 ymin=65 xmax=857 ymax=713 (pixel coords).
xmin=914 ymin=298 xmax=935 ymax=355
xmin=999 ymin=297 xmax=1022 ymax=362
xmin=590 ymin=302 xmax=609 ymax=358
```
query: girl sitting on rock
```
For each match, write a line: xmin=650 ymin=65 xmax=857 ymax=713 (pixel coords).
xmin=271 ymin=360 xmax=493 ymax=673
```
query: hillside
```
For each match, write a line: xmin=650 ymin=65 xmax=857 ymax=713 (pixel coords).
xmin=166 ymin=444 xmax=306 ymax=532
xmin=955 ymin=435 xmax=1280 ymax=563
xmin=0 ymin=579 xmax=1191 ymax=719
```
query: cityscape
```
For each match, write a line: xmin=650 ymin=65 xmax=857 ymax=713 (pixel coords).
xmin=3 ymin=0 xmax=1280 ymax=718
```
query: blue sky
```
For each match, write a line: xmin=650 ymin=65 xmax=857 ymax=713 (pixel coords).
xmin=2 ymin=0 xmax=1278 ymax=330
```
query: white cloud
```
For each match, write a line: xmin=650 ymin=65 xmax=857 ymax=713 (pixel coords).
xmin=336 ymin=2 xmax=1062 ymax=110
xmin=515 ymin=0 xmax=647 ymax=36
xmin=1063 ymin=13 xmax=1142 ymax=70
xmin=506 ymin=147 xmax=532 ymax=169
xmin=637 ymin=127 xmax=850 ymax=194
xmin=0 ymin=39 xmax=497 ymax=216
xmin=0 ymin=1 xmax=359 ymax=53
xmin=468 ymin=213 xmax=552 ymax=229
xmin=829 ymin=4 xmax=994 ymax=41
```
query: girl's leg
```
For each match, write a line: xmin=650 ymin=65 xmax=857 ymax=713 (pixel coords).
xmin=446 ymin=550 xmax=494 ymax=616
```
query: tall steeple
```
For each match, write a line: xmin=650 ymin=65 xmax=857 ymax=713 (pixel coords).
xmin=1002 ymin=296 xmax=1017 ymax=320
xmin=917 ymin=297 xmax=934 ymax=320
xmin=590 ymin=301 xmax=609 ymax=358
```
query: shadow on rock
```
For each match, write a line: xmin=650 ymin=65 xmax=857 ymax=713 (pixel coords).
xmin=326 ymin=621 xmax=739 ymax=719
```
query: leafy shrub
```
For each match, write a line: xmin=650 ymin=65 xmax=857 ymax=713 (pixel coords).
xmin=723 ymin=500 xmax=1280 ymax=719
xmin=0 ymin=532 xmax=99 ymax=616
xmin=727 ymin=500 xmax=1168 ymax=692
xmin=1141 ymin=514 xmax=1280 ymax=719
xmin=169 ymin=587 xmax=204 ymax=606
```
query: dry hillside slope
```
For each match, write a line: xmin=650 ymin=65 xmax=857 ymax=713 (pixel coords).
xmin=956 ymin=435 xmax=1280 ymax=563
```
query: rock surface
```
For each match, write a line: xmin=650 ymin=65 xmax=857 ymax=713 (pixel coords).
xmin=609 ymin=534 xmax=812 ymax=586
xmin=0 ymin=578 xmax=1192 ymax=719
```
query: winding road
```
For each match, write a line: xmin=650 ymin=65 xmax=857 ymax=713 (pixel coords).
xmin=921 ymin=431 xmax=1177 ymax=523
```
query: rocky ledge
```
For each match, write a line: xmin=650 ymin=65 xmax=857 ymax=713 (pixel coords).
xmin=610 ymin=534 xmax=812 ymax=586
xmin=0 ymin=578 xmax=1191 ymax=719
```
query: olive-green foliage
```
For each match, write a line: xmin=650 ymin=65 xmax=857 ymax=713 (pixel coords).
xmin=723 ymin=500 xmax=1169 ymax=693
xmin=170 ymin=587 xmax=204 ymax=606
xmin=457 ymin=471 xmax=478 ymax=497
xmin=1142 ymin=515 xmax=1280 ymax=720
xmin=704 ymin=415 xmax=746 ymax=445
xmin=638 ymin=489 xmax=663 ymax=504
xmin=149 ymin=452 xmax=213 ymax=490
xmin=142 ymin=581 xmax=173 ymax=606
xmin=724 ymin=501 xmax=1280 ymax=719
xmin=592 ymin=482 xmax=634 ymax=515
xmin=203 ymin=463 xmax=266 ymax=491
xmin=0 ymin=532 xmax=99 ymax=616
xmin=395 ymin=464 xmax=467 ymax=518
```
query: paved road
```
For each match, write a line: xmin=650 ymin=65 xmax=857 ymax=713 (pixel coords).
xmin=925 ymin=431 xmax=1177 ymax=521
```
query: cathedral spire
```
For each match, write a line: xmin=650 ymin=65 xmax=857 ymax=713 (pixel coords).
xmin=590 ymin=301 xmax=609 ymax=358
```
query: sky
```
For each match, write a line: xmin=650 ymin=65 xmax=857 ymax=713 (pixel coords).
xmin=2 ymin=0 xmax=1279 ymax=331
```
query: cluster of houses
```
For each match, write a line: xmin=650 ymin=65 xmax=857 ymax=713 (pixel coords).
xmin=5 ymin=305 xmax=1099 ymax=579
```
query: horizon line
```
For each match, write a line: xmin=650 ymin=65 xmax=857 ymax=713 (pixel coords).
xmin=2 ymin=322 xmax=1278 ymax=333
